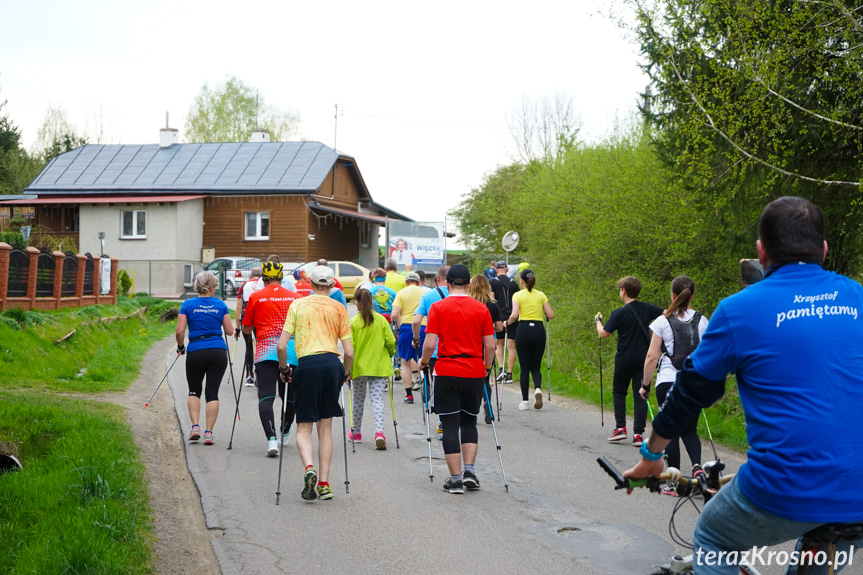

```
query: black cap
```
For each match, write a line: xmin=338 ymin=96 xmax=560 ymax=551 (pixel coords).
xmin=496 ymin=260 xmax=508 ymax=269
xmin=446 ymin=264 xmax=471 ymax=286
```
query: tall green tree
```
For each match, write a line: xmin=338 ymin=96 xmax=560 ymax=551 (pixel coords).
xmin=0 ymin=87 xmax=44 ymax=195
xmin=33 ymin=105 xmax=87 ymax=163
xmin=185 ymin=76 xmax=301 ymax=143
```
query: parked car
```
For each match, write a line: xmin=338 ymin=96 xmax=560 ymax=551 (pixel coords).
xmin=291 ymin=261 xmax=370 ymax=300
xmin=196 ymin=257 xmax=262 ymax=297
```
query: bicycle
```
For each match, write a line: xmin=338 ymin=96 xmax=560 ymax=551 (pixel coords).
xmin=597 ymin=457 xmax=863 ymax=575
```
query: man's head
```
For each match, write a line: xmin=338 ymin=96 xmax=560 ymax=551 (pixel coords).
xmin=617 ymin=276 xmax=642 ymax=300
xmin=384 ymin=258 xmax=398 ymax=273
xmin=416 ymin=270 xmax=426 ymax=283
xmin=267 ymin=254 xmax=280 ymax=264
xmin=435 ymin=265 xmax=450 ymax=286
xmin=316 ymin=258 xmax=328 ymax=267
xmin=404 ymin=272 xmax=421 ymax=286
xmin=249 ymin=267 xmax=262 ymax=280
xmin=758 ymin=196 xmax=826 ymax=267
xmin=496 ymin=260 xmax=508 ymax=275
xmin=262 ymin=262 xmax=284 ymax=284
xmin=446 ymin=264 xmax=471 ymax=293
xmin=404 ymin=263 xmax=413 ymax=272
xmin=310 ymin=265 xmax=335 ymax=293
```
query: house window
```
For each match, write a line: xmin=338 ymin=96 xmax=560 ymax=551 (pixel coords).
xmin=64 ymin=207 xmax=79 ymax=232
xmin=121 ymin=210 xmax=146 ymax=239
xmin=245 ymin=212 xmax=269 ymax=240
xmin=360 ymin=221 xmax=372 ymax=248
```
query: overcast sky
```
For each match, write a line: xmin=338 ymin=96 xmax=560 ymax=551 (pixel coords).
xmin=1 ymin=0 xmax=646 ymax=247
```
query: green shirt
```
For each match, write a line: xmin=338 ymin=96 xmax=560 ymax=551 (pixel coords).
xmin=350 ymin=311 xmax=396 ymax=378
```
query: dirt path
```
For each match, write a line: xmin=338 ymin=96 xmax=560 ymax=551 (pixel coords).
xmin=105 ymin=339 xmax=221 ymax=575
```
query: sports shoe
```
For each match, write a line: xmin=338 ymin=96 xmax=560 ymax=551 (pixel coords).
xmin=302 ymin=467 xmax=318 ymax=500
xmin=483 ymin=403 xmax=493 ymax=424
xmin=534 ymin=388 xmax=543 ymax=409
xmin=188 ymin=425 xmax=201 ymax=441
xmin=347 ymin=430 xmax=362 ymax=443
xmin=411 ymin=380 xmax=422 ymax=391
xmin=443 ymin=477 xmax=464 ymax=494
xmin=394 ymin=367 xmax=402 ymax=382
xmin=518 ymin=400 xmax=529 ymax=410
xmin=404 ymin=395 xmax=414 ymax=404
xmin=662 ymin=482 xmax=678 ymax=497
xmin=505 ymin=372 xmax=514 ymax=384
xmin=245 ymin=376 xmax=255 ymax=387
xmin=203 ymin=431 xmax=215 ymax=445
xmin=436 ymin=421 xmax=443 ymax=434
xmin=632 ymin=434 xmax=643 ymax=447
xmin=495 ymin=370 xmax=506 ymax=383
xmin=607 ymin=427 xmax=627 ymax=442
xmin=316 ymin=483 xmax=333 ymax=500
xmin=281 ymin=425 xmax=292 ymax=446
xmin=267 ymin=437 xmax=279 ymax=457
xmin=374 ymin=431 xmax=386 ymax=450
xmin=463 ymin=469 xmax=481 ymax=490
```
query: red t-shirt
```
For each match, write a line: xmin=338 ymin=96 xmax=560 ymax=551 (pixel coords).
xmin=426 ymin=294 xmax=493 ymax=378
xmin=242 ymin=285 xmax=301 ymax=362
xmin=294 ymin=281 xmax=313 ymax=298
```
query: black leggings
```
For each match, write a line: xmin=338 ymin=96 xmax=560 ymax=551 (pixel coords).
xmin=242 ymin=332 xmax=254 ymax=377
xmin=185 ymin=348 xmax=227 ymax=402
xmin=612 ymin=355 xmax=648 ymax=434
xmin=656 ymin=381 xmax=702 ymax=469
xmin=255 ymin=361 xmax=295 ymax=439
xmin=439 ymin=412 xmax=479 ymax=455
xmin=515 ymin=321 xmax=546 ymax=400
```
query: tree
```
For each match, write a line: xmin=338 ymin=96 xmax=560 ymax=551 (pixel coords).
xmin=624 ymin=0 xmax=863 ymax=274
xmin=507 ymin=91 xmax=581 ymax=163
xmin=185 ymin=76 xmax=301 ymax=143
xmin=33 ymin=105 xmax=86 ymax=163
xmin=0 ymin=86 xmax=44 ymax=194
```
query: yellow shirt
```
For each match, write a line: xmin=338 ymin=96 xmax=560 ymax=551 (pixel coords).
xmin=393 ymin=285 xmax=428 ymax=325
xmin=385 ymin=272 xmax=406 ymax=293
xmin=513 ymin=288 xmax=548 ymax=321
xmin=283 ymin=294 xmax=351 ymax=358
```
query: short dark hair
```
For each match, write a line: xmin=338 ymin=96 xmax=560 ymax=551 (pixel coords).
xmin=617 ymin=276 xmax=642 ymax=299
xmin=758 ymin=196 xmax=825 ymax=264
xmin=417 ymin=270 xmax=427 ymax=283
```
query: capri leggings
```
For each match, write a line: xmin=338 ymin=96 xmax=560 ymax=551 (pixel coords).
xmin=514 ymin=321 xmax=546 ymax=400
xmin=656 ymin=381 xmax=701 ymax=470
xmin=255 ymin=360 xmax=295 ymax=439
xmin=186 ymin=348 xmax=227 ymax=402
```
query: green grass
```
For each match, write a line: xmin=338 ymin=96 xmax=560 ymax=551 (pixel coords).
xmin=0 ymin=392 xmax=153 ymax=574
xmin=511 ymin=355 xmax=749 ymax=453
xmin=0 ymin=297 xmax=179 ymax=392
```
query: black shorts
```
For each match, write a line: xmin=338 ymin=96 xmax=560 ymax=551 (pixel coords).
xmin=496 ymin=320 xmax=518 ymax=340
xmin=293 ymin=353 xmax=344 ymax=423
xmin=433 ymin=375 xmax=483 ymax=417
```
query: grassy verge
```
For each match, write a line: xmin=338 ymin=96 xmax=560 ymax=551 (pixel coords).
xmin=512 ymin=355 xmax=749 ymax=453
xmin=0 ymin=296 xmax=181 ymax=574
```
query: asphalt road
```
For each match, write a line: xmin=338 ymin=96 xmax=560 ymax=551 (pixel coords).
xmin=162 ymin=339 xmax=777 ymax=575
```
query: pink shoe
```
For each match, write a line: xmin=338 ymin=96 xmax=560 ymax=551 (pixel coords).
xmin=375 ymin=431 xmax=387 ymax=450
xmin=347 ymin=430 xmax=362 ymax=443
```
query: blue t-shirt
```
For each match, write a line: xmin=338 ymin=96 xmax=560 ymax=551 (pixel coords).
xmin=179 ymin=297 xmax=229 ymax=352
xmin=691 ymin=263 xmax=863 ymax=522
xmin=369 ymin=283 xmax=397 ymax=315
xmin=416 ymin=286 xmax=448 ymax=358
xmin=328 ymin=287 xmax=347 ymax=308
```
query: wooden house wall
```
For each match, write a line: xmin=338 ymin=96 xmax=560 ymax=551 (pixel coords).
xmin=313 ymin=163 xmax=364 ymax=209
xmin=307 ymin=209 xmax=360 ymax=262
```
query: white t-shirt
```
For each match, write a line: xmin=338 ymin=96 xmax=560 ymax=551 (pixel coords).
xmin=242 ymin=279 xmax=263 ymax=302
xmin=648 ymin=309 xmax=709 ymax=384
xmin=253 ymin=275 xmax=295 ymax=294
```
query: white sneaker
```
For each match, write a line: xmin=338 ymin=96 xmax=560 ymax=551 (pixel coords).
xmin=244 ymin=376 xmax=255 ymax=387
xmin=267 ymin=437 xmax=279 ymax=457
xmin=518 ymin=400 xmax=529 ymax=410
xmin=281 ymin=426 xmax=291 ymax=446
xmin=534 ymin=388 xmax=543 ymax=409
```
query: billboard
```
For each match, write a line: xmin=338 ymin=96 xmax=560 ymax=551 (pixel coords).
xmin=388 ymin=221 xmax=445 ymax=268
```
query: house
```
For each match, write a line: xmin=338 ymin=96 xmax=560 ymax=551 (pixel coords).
xmin=1 ymin=129 xmax=409 ymax=294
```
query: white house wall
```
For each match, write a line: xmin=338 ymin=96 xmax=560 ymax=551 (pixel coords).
xmin=79 ymin=200 xmax=204 ymax=294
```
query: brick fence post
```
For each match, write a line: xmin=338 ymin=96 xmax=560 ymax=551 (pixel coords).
xmin=52 ymin=251 xmax=64 ymax=309
xmin=0 ymin=243 xmax=10 ymax=311
xmin=111 ymin=257 xmax=119 ymax=304
xmin=25 ymin=247 xmax=39 ymax=309
xmin=75 ymin=253 xmax=87 ymax=300
xmin=93 ymin=256 xmax=101 ymax=299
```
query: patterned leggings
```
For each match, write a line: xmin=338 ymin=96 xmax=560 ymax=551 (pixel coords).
xmin=351 ymin=376 xmax=387 ymax=434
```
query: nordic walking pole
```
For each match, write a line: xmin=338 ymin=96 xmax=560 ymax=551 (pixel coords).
xmin=388 ymin=376 xmax=400 ymax=448
xmin=348 ymin=381 xmax=355 ymax=453
xmin=597 ymin=313 xmax=604 ymax=427
xmin=422 ymin=367 xmax=434 ymax=483
xmin=224 ymin=334 xmax=241 ymax=420
xmin=482 ymin=380 xmax=509 ymax=492
xmin=231 ymin=333 xmax=239 ymax=364
xmin=492 ymin=357 xmax=501 ymax=420
xmin=227 ymin=352 xmax=247 ymax=450
xmin=144 ymin=351 xmax=182 ymax=407
xmin=340 ymin=383 xmax=350 ymax=493
xmin=702 ymin=409 xmax=719 ymax=461
xmin=275 ymin=368 xmax=290 ymax=505
xmin=545 ymin=317 xmax=552 ymax=401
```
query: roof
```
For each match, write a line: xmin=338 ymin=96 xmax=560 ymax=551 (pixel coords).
xmin=24 ymin=141 xmax=352 ymax=195
xmin=0 ymin=195 xmax=206 ymax=205
xmin=309 ymin=203 xmax=402 ymax=225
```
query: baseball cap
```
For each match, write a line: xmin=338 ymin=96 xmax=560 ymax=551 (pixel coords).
xmin=496 ymin=260 xmax=508 ymax=269
xmin=262 ymin=262 xmax=284 ymax=280
xmin=405 ymin=272 xmax=421 ymax=283
xmin=310 ymin=265 xmax=335 ymax=286
xmin=446 ymin=264 xmax=471 ymax=286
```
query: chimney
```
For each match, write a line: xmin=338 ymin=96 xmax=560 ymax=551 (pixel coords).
xmin=160 ymin=128 xmax=179 ymax=148
xmin=250 ymin=129 xmax=270 ymax=143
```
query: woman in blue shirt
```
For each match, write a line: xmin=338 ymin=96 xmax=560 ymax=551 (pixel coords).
xmin=176 ymin=272 xmax=234 ymax=445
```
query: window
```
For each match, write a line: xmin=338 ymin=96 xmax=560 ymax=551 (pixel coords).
xmin=63 ymin=207 xmax=79 ymax=232
xmin=360 ymin=221 xmax=372 ymax=248
xmin=339 ymin=263 xmax=364 ymax=277
xmin=121 ymin=210 xmax=146 ymax=239
xmin=245 ymin=212 xmax=269 ymax=240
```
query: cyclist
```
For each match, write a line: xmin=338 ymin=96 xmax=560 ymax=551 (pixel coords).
xmin=624 ymin=197 xmax=863 ymax=573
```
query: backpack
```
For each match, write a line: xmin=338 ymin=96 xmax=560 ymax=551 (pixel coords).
xmin=661 ymin=312 xmax=702 ymax=370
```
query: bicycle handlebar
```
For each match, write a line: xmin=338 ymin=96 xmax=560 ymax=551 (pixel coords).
xmin=597 ymin=456 xmax=734 ymax=493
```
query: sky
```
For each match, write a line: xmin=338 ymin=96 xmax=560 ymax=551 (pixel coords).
xmin=1 ymin=0 xmax=647 ymax=248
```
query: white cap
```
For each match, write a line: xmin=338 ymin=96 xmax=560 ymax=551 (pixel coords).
xmin=310 ymin=265 xmax=335 ymax=286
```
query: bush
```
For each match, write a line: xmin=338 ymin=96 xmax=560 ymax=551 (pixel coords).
xmin=0 ymin=316 xmax=21 ymax=331
xmin=117 ymin=269 xmax=133 ymax=297
xmin=0 ymin=231 xmax=25 ymax=246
